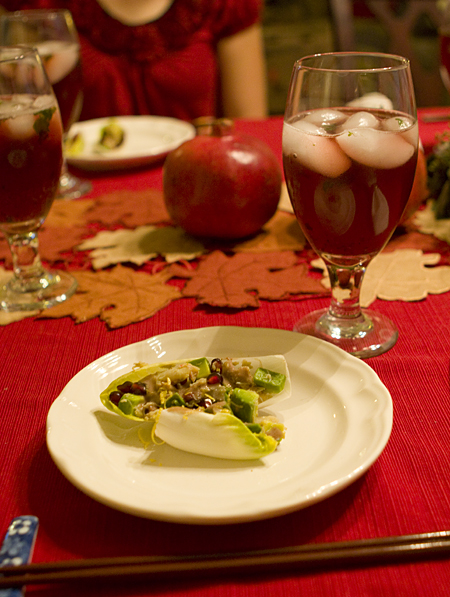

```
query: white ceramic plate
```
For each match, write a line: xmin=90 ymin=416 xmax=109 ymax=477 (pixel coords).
xmin=46 ymin=326 xmax=393 ymax=525
xmin=65 ymin=116 xmax=195 ymax=171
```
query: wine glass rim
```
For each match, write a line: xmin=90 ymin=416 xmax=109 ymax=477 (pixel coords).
xmin=295 ymin=52 xmax=410 ymax=72
xmin=0 ymin=45 xmax=39 ymax=63
xmin=0 ymin=8 xmax=73 ymax=21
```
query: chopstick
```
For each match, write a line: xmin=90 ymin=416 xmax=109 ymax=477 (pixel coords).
xmin=1 ymin=530 xmax=450 ymax=587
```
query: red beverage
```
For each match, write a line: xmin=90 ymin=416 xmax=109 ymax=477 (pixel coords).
xmin=282 ymin=108 xmax=418 ymax=261
xmin=0 ymin=94 xmax=63 ymax=234
xmin=37 ymin=40 xmax=83 ymax=132
xmin=440 ymin=31 xmax=450 ymax=93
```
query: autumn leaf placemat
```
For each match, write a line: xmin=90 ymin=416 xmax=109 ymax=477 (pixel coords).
xmin=312 ymin=249 xmax=450 ymax=307
xmin=1 ymin=187 xmax=448 ymax=329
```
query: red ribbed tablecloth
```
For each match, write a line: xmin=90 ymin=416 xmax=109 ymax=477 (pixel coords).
xmin=2 ymin=111 xmax=450 ymax=597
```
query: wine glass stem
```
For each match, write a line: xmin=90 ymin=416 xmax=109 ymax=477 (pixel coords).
xmin=326 ymin=260 xmax=370 ymax=320
xmin=59 ymin=157 xmax=71 ymax=187
xmin=7 ymin=231 xmax=46 ymax=290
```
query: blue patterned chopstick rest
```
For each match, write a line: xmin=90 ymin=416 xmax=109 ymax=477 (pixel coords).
xmin=0 ymin=516 xmax=39 ymax=597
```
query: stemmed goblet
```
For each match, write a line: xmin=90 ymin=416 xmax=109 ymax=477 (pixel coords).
xmin=0 ymin=46 xmax=77 ymax=310
xmin=282 ymin=52 xmax=418 ymax=358
xmin=0 ymin=9 xmax=91 ymax=199
xmin=440 ymin=16 xmax=450 ymax=95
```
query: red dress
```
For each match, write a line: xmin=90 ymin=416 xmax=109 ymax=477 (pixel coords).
xmin=2 ymin=0 xmax=262 ymax=121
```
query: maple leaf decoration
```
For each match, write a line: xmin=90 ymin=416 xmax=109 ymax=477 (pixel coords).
xmin=39 ymin=226 xmax=88 ymax=262
xmin=40 ymin=265 xmax=181 ymax=328
xmin=233 ymin=211 xmax=305 ymax=253
xmin=85 ymin=189 xmax=170 ymax=227
xmin=170 ymin=250 xmax=326 ymax=308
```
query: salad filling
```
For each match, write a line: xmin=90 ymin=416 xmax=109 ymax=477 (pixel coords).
xmin=100 ymin=355 xmax=290 ymax=460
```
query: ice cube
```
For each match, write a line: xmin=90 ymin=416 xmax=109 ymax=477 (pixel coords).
xmin=3 ymin=113 xmax=36 ymax=140
xmin=32 ymin=94 xmax=56 ymax=111
xmin=342 ymin=111 xmax=380 ymax=129
xmin=290 ymin=119 xmax=327 ymax=135
xmin=39 ymin=41 xmax=78 ymax=84
xmin=336 ymin=128 xmax=415 ymax=169
xmin=382 ymin=116 xmax=418 ymax=146
xmin=303 ymin=109 xmax=346 ymax=128
xmin=0 ymin=95 xmax=33 ymax=117
xmin=347 ymin=92 xmax=393 ymax=110
xmin=283 ymin=121 xmax=351 ymax=178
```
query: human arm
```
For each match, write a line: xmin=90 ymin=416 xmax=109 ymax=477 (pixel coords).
xmin=217 ymin=22 xmax=268 ymax=119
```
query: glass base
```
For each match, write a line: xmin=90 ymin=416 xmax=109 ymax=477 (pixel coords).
xmin=57 ymin=170 xmax=92 ymax=200
xmin=293 ymin=308 xmax=398 ymax=358
xmin=0 ymin=270 xmax=78 ymax=311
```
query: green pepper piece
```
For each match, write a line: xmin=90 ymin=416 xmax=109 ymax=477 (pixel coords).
xmin=245 ymin=423 xmax=262 ymax=434
xmin=229 ymin=388 xmax=259 ymax=424
xmin=165 ymin=393 xmax=186 ymax=408
xmin=253 ymin=367 xmax=286 ymax=393
xmin=118 ymin=393 xmax=145 ymax=416
xmin=188 ymin=357 xmax=211 ymax=378
xmin=99 ymin=120 xmax=124 ymax=149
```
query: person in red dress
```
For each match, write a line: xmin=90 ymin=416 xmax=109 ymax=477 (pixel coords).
xmin=0 ymin=0 xmax=268 ymax=121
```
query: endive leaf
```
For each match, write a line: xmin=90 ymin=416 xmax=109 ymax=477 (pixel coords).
xmin=154 ymin=409 xmax=279 ymax=460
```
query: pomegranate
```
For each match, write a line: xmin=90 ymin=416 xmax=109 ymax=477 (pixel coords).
xmin=163 ymin=118 xmax=282 ymax=239
xmin=400 ymin=146 xmax=429 ymax=223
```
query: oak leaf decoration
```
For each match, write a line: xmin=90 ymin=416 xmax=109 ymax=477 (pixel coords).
xmin=76 ymin=225 xmax=205 ymax=269
xmin=0 ymin=267 xmax=38 ymax=325
xmin=40 ymin=265 xmax=181 ymax=328
xmin=413 ymin=201 xmax=450 ymax=262
xmin=312 ymin=249 xmax=450 ymax=307
xmin=170 ymin=250 xmax=326 ymax=308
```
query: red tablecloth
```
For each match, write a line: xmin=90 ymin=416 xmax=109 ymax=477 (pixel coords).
xmin=2 ymin=111 xmax=450 ymax=597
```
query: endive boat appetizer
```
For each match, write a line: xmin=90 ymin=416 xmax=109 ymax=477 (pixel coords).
xmin=100 ymin=355 xmax=290 ymax=460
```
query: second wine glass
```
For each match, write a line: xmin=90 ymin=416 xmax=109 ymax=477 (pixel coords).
xmin=0 ymin=9 xmax=92 ymax=199
xmin=282 ymin=52 xmax=418 ymax=358
xmin=0 ymin=46 xmax=77 ymax=311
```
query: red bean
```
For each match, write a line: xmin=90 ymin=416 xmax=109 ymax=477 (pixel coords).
xmin=117 ymin=381 xmax=132 ymax=393
xmin=109 ymin=391 xmax=122 ymax=405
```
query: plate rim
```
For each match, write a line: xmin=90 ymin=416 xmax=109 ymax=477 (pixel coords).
xmin=66 ymin=115 xmax=196 ymax=171
xmin=46 ymin=326 xmax=393 ymax=524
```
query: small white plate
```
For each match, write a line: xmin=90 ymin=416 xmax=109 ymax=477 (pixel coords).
xmin=66 ymin=116 xmax=196 ymax=171
xmin=46 ymin=327 xmax=393 ymax=525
